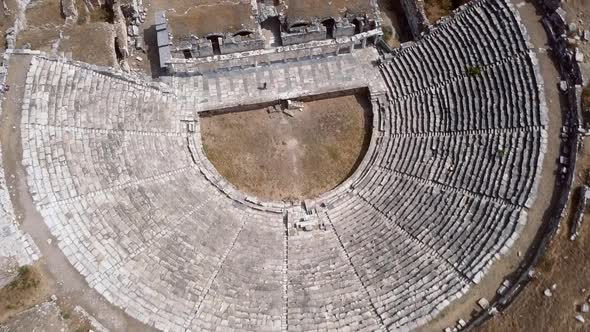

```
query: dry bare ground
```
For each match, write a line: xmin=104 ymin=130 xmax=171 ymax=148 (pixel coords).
xmin=424 ymin=0 xmax=470 ymax=22
xmin=0 ymin=265 xmax=48 ymax=323
xmin=201 ymin=93 xmax=372 ymax=201
xmin=14 ymin=0 xmax=117 ymax=66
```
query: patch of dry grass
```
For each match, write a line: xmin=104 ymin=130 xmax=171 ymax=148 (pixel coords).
xmin=201 ymin=93 xmax=372 ymax=201
xmin=583 ymin=85 xmax=590 ymax=111
xmin=0 ymin=265 xmax=46 ymax=321
xmin=424 ymin=0 xmax=470 ymax=22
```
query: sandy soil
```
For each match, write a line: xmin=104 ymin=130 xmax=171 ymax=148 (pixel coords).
xmin=0 ymin=265 xmax=49 ymax=323
xmin=201 ymin=93 xmax=372 ymax=201
xmin=0 ymin=299 xmax=92 ymax=332
xmin=285 ymin=0 xmax=373 ymax=21
xmin=13 ymin=0 xmax=117 ymax=67
xmin=145 ymin=0 xmax=255 ymax=37
xmin=480 ymin=201 xmax=590 ymax=331
xmin=424 ymin=0 xmax=470 ymax=23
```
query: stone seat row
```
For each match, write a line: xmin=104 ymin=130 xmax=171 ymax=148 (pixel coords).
xmin=38 ymin=165 xmax=287 ymax=331
xmin=21 ymin=124 xmax=192 ymax=205
xmin=186 ymin=117 xmax=468 ymax=332
xmin=326 ymin=198 xmax=469 ymax=331
xmin=382 ymin=55 xmax=544 ymax=133
xmin=15 ymin=0 xmax=545 ymax=329
xmin=383 ymin=0 xmax=528 ymax=97
xmin=375 ymin=128 xmax=545 ymax=205
xmin=24 ymin=57 xmax=184 ymax=133
xmin=287 ymin=229 xmax=380 ymax=331
xmin=189 ymin=210 xmax=284 ymax=332
xmin=350 ymin=168 xmax=522 ymax=281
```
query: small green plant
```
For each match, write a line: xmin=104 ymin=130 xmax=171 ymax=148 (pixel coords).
xmin=466 ymin=66 xmax=482 ymax=76
xmin=382 ymin=26 xmax=393 ymax=43
xmin=7 ymin=266 xmax=39 ymax=291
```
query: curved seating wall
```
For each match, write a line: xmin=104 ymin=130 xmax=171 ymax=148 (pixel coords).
xmin=19 ymin=0 xmax=546 ymax=331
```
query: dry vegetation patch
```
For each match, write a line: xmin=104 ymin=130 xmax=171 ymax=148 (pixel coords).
xmin=481 ymin=220 xmax=590 ymax=331
xmin=144 ymin=0 xmax=255 ymax=37
xmin=14 ymin=0 xmax=116 ymax=66
xmin=201 ymin=93 xmax=372 ymax=201
xmin=285 ymin=0 xmax=372 ymax=20
xmin=167 ymin=2 xmax=255 ymax=37
xmin=0 ymin=0 xmax=17 ymax=53
xmin=0 ymin=265 xmax=48 ymax=322
xmin=424 ymin=0 xmax=470 ymax=22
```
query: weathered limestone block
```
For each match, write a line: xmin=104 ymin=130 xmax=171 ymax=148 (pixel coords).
xmin=112 ymin=0 xmax=129 ymax=59
xmin=400 ymin=0 xmax=430 ymax=39
xmin=61 ymin=0 xmax=79 ymax=22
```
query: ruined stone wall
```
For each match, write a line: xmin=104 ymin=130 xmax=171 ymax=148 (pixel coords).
xmin=220 ymin=37 xmax=266 ymax=54
xmin=112 ymin=0 xmax=129 ymax=59
xmin=281 ymin=25 xmax=326 ymax=46
xmin=333 ymin=20 xmax=356 ymax=38
xmin=193 ymin=40 xmax=214 ymax=58
xmin=400 ymin=0 xmax=430 ymax=39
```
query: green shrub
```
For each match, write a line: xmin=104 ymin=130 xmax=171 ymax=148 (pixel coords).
xmin=382 ymin=26 xmax=393 ymax=43
xmin=466 ymin=66 xmax=482 ymax=76
xmin=8 ymin=266 xmax=39 ymax=291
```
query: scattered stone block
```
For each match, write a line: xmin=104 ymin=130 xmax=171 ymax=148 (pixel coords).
xmin=489 ymin=307 xmax=499 ymax=316
xmin=560 ymin=81 xmax=568 ymax=91
xmin=478 ymin=298 xmax=490 ymax=310
xmin=457 ymin=319 xmax=466 ymax=328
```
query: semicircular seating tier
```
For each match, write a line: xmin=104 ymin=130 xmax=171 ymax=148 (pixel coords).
xmin=19 ymin=0 xmax=546 ymax=331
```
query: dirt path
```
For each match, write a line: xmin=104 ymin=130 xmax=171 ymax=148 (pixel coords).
xmin=0 ymin=54 xmax=155 ymax=331
xmin=201 ymin=93 xmax=372 ymax=202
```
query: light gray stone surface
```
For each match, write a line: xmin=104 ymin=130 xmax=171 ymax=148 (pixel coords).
xmin=13 ymin=0 xmax=547 ymax=331
xmin=0 ymin=54 xmax=40 ymax=268
xmin=171 ymin=47 xmax=383 ymax=117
